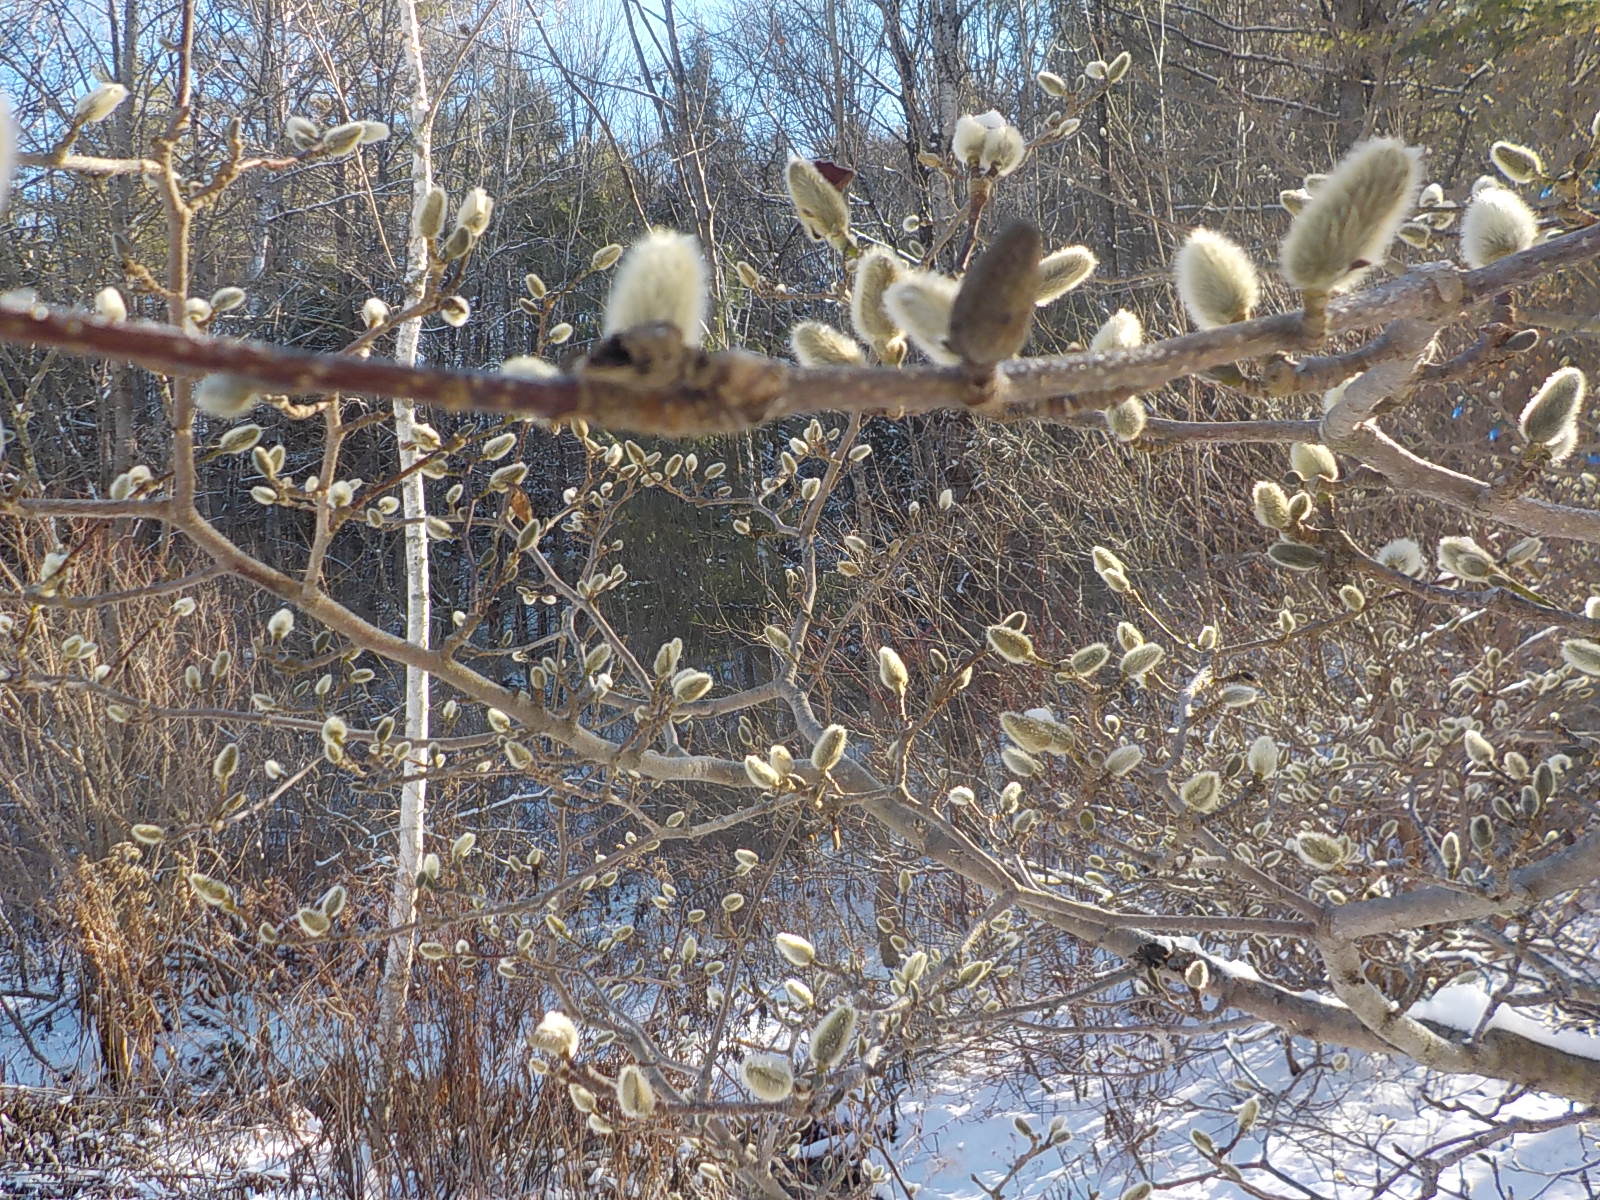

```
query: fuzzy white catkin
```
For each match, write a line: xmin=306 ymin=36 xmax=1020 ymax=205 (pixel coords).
xmin=1489 ymin=140 xmax=1542 ymax=184
xmin=785 ymin=156 xmax=851 ymax=243
xmin=1376 ymin=536 xmax=1425 ymax=577
xmin=1107 ymin=398 xmax=1147 ymax=441
xmin=500 ymin=355 xmax=557 ymax=379
xmin=94 ymin=287 xmax=127 ymax=323
xmin=740 ymin=1052 xmax=795 ymax=1102
xmin=1175 ymin=228 xmax=1260 ymax=327
xmin=1519 ymin=367 xmax=1585 ymax=459
xmin=195 ymin=373 xmax=261 ymax=419
xmin=790 ymin=322 xmax=865 ymax=367
xmin=883 ymin=272 xmax=959 ymax=364
xmin=74 ymin=82 xmax=129 ymax=123
xmin=1034 ymin=246 xmax=1097 ymax=306
xmin=615 ymin=1065 xmax=656 ymax=1119
xmin=601 ymin=229 xmax=709 ymax=347
xmin=1460 ymin=186 xmax=1537 ymax=268
xmin=1280 ymin=138 xmax=1421 ymax=293
xmin=952 ymin=110 xmax=1025 ymax=176
xmin=851 ymin=248 xmax=903 ymax=349
xmin=1090 ymin=309 xmax=1143 ymax=352
xmin=809 ymin=1003 xmax=859 ymax=1070
xmin=531 ymin=1010 xmax=579 ymax=1058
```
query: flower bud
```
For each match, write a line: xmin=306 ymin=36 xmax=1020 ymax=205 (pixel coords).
xmin=318 ymin=122 xmax=366 ymax=156
xmin=615 ymin=1065 xmax=656 ymax=1119
xmin=602 ymin=229 xmax=709 ymax=348
xmin=454 ymin=187 xmax=494 ymax=237
xmin=418 ymin=187 xmax=448 ymax=239
xmin=791 ymin=321 xmax=865 ymax=366
xmin=1489 ymin=140 xmax=1542 ymax=184
xmin=1034 ymin=245 xmax=1097 ymax=307
xmin=209 ymin=286 xmax=246 ymax=314
xmin=1175 ymin=228 xmax=1259 ymax=328
xmin=883 ymin=270 xmax=959 ymax=365
xmin=740 ymin=1052 xmax=795 ymax=1102
xmin=94 ymin=287 xmax=127 ymax=322
xmin=878 ymin=646 xmax=909 ymax=694
xmin=74 ymin=82 xmax=129 ymax=124
xmin=786 ymin=155 xmax=852 ymax=244
xmin=986 ymin=624 xmax=1038 ymax=664
xmin=808 ymin=1003 xmax=859 ymax=1071
xmin=285 ymin=115 xmax=320 ymax=150
xmin=195 ymin=373 xmax=261 ymax=419
xmin=811 ymin=724 xmax=848 ymax=772
xmin=1280 ymin=138 xmax=1421 ymax=294
xmin=1460 ymin=185 xmax=1537 ymax=268
xmin=1518 ymin=367 xmax=1585 ymax=457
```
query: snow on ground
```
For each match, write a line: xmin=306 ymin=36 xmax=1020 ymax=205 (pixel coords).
xmin=7 ymin=992 xmax=1598 ymax=1198
xmin=1410 ymin=983 xmax=1600 ymax=1061
xmin=886 ymin=1025 xmax=1598 ymax=1200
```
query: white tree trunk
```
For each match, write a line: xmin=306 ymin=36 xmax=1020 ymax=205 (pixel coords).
xmin=375 ymin=0 xmax=432 ymax=1080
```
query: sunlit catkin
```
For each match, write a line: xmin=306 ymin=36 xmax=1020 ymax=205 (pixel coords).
xmin=1560 ymin=638 xmax=1600 ymax=675
xmin=1280 ymin=138 xmax=1421 ymax=337
xmin=986 ymin=623 xmax=1038 ymax=664
xmin=884 ymin=271 xmax=960 ymax=365
xmin=951 ymin=110 xmax=1025 ymax=176
xmin=774 ymin=932 xmax=816 ymax=966
xmin=809 ymin=1003 xmax=859 ymax=1070
xmin=785 ymin=155 xmax=851 ymax=246
xmin=1095 ymin=396 xmax=1142 ymax=441
xmin=418 ymin=187 xmax=447 ymax=239
xmin=1376 ymin=536 xmax=1426 ymax=577
xmin=615 ymin=1065 xmax=656 ymax=1119
xmin=530 ymin=1010 xmax=580 ymax=1059
xmin=1489 ymin=140 xmax=1542 ymax=184
xmin=1460 ymin=186 xmax=1537 ymax=268
xmin=1252 ymin=481 xmax=1291 ymax=529
xmin=741 ymin=1052 xmax=795 ymax=1102
xmin=1519 ymin=367 xmax=1585 ymax=459
xmin=878 ymin=646 xmax=910 ymax=694
xmin=1034 ymin=246 xmax=1097 ymax=306
xmin=1247 ymin=735 xmax=1280 ymax=778
xmin=1174 ymin=228 xmax=1260 ymax=328
xmin=74 ymin=82 xmax=129 ymax=123
xmin=1090 ymin=309 xmax=1143 ymax=352
xmin=790 ymin=321 xmax=865 ymax=367
xmin=1290 ymin=442 xmax=1339 ymax=482
xmin=1437 ymin=535 xmax=1497 ymax=583
xmin=195 ymin=373 xmax=261 ymax=419
xmin=318 ymin=122 xmax=366 ymax=156
xmin=851 ymin=248 xmax=903 ymax=352
xmin=601 ymin=229 xmax=709 ymax=348
xmin=811 ymin=724 xmax=848 ymax=772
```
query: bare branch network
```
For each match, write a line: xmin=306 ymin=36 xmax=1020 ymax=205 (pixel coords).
xmin=7 ymin=24 xmax=1600 ymax=1199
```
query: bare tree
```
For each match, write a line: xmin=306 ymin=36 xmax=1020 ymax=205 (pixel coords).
xmin=3 ymin=5 xmax=1599 ymax=1198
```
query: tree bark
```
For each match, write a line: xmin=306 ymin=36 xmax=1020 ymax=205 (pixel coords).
xmin=372 ymin=0 xmax=433 ymax=1155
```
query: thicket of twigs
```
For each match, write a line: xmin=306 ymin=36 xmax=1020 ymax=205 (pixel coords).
xmin=3 ymin=2 xmax=1600 ymax=1198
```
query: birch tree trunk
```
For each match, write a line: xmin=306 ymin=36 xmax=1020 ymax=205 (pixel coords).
xmin=375 ymin=0 xmax=432 ymax=1101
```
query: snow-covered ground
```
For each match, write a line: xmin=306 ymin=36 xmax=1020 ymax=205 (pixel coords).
xmin=888 ymin=1025 xmax=1598 ymax=1200
xmin=6 ymin=990 xmax=1597 ymax=1198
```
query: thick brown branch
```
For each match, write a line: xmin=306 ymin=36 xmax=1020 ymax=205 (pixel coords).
xmin=0 ymin=222 xmax=1593 ymax=435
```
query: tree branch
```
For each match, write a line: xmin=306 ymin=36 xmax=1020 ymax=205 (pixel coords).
xmin=0 ymin=222 xmax=1593 ymax=436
